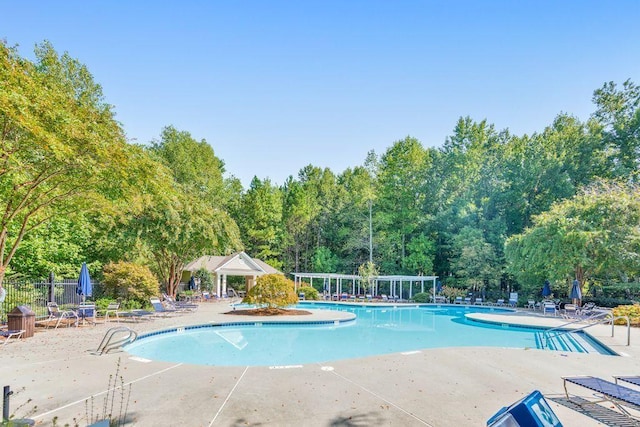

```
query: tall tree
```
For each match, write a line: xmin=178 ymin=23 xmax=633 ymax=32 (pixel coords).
xmin=375 ymin=136 xmax=428 ymax=273
xmin=136 ymin=127 xmax=242 ymax=296
xmin=237 ymin=177 xmax=283 ymax=268
xmin=592 ymin=79 xmax=640 ymax=180
xmin=505 ymin=181 xmax=640 ymax=295
xmin=0 ymin=41 xmax=144 ymax=285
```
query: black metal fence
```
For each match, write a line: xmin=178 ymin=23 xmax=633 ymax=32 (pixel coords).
xmin=0 ymin=279 xmax=102 ymax=323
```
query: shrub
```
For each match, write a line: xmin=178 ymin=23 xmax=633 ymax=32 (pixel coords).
xmin=612 ymin=304 xmax=640 ymax=326
xmin=441 ymin=285 xmax=465 ymax=302
xmin=243 ymin=274 xmax=297 ymax=309
xmin=102 ymin=262 xmax=159 ymax=306
xmin=298 ymin=285 xmax=319 ymax=300
xmin=412 ymin=292 xmax=431 ymax=303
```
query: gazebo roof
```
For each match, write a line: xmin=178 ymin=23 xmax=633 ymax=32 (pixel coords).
xmin=184 ymin=251 xmax=281 ymax=276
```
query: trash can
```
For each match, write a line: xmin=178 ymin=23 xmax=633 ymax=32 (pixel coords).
xmin=7 ymin=306 xmax=35 ymax=338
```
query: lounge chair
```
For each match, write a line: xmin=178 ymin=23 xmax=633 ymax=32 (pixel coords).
xmin=494 ymin=299 xmax=505 ymax=307
xmin=563 ymin=376 xmax=640 ymax=421
xmin=46 ymin=302 xmax=78 ymax=329
xmin=381 ymin=294 xmax=389 ymax=302
xmin=340 ymin=293 xmax=348 ymax=301
xmin=527 ymin=300 xmax=536 ymax=309
xmin=101 ymin=302 xmax=120 ymax=323
xmin=150 ymin=297 xmax=178 ymax=316
xmin=475 ymin=298 xmax=484 ymax=305
xmin=118 ymin=309 xmax=155 ymax=322
xmin=1 ymin=329 xmax=24 ymax=346
xmin=298 ymin=292 xmax=305 ymax=300
xmin=563 ymin=303 xmax=578 ymax=318
xmin=162 ymin=294 xmax=198 ymax=311
xmin=542 ymin=301 xmax=557 ymax=316
xmin=463 ymin=297 xmax=471 ymax=305
xmin=615 ymin=376 xmax=640 ymax=387
xmin=365 ymin=294 xmax=373 ymax=302
xmin=453 ymin=296 xmax=463 ymax=304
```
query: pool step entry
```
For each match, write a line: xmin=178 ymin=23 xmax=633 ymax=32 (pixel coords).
xmin=535 ymin=331 xmax=601 ymax=354
xmin=93 ymin=326 xmax=137 ymax=355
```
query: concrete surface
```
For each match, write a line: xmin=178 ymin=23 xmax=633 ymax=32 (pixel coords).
xmin=1 ymin=301 xmax=639 ymax=426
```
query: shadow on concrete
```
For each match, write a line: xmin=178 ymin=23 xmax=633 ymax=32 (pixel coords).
xmin=550 ymin=396 xmax=640 ymax=427
xmin=328 ymin=411 xmax=386 ymax=426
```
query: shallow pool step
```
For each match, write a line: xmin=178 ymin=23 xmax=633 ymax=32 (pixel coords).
xmin=535 ymin=331 xmax=600 ymax=354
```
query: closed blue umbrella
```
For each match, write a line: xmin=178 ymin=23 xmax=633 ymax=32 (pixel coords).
xmin=189 ymin=276 xmax=197 ymax=291
xmin=77 ymin=262 xmax=92 ymax=302
xmin=542 ymin=280 xmax=552 ymax=298
xmin=436 ymin=280 xmax=442 ymax=294
xmin=570 ymin=279 xmax=582 ymax=303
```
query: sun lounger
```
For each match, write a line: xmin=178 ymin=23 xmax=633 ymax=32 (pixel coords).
xmin=543 ymin=301 xmax=557 ymax=316
xmin=46 ymin=302 xmax=78 ymax=329
xmin=615 ymin=376 xmax=640 ymax=387
xmin=101 ymin=302 xmax=121 ymax=322
xmin=118 ymin=310 xmax=155 ymax=322
xmin=453 ymin=296 xmax=463 ymax=304
xmin=1 ymin=329 xmax=24 ymax=346
xmin=563 ymin=376 xmax=640 ymax=420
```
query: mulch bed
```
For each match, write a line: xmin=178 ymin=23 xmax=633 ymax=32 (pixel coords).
xmin=224 ymin=308 xmax=311 ymax=316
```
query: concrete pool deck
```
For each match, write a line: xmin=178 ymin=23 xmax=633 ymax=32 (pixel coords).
xmin=2 ymin=301 xmax=639 ymax=426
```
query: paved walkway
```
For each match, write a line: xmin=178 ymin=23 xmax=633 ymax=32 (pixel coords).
xmin=1 ymin=302 xmax=639 ymax=426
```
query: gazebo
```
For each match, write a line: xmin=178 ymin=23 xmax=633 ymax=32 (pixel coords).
xmin=184 ymin=252 xmax=281 ymax=297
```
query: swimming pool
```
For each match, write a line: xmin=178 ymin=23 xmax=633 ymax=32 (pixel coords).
xmin=124 ymin=303 xmax=613 ymax=366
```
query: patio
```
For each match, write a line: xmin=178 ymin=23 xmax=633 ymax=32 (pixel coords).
xmin=1 ymin=301 xmax=639 ymax=426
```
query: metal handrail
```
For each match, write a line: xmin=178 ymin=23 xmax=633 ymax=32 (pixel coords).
xmin=541 ymin=311 xmax=631 ymax=349
xmin=94 ymin=326 xmax=137 ymax=355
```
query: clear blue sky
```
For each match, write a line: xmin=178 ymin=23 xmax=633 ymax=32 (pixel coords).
xmin=2 ymin=1 xmax=639 ymax=187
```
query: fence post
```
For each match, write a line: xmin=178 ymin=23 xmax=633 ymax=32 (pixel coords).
xmin=3 ymin=385 xmax=12 ymax=421
xmin=49 ymin=272 xmax=55 ymax=303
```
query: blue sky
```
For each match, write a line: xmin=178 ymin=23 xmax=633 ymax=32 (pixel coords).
xmin=2 ymin=1 xmax=639 ymax=187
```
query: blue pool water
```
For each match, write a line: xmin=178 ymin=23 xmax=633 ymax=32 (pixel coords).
xmin=124 ymin=303 xmax=610 ymax=366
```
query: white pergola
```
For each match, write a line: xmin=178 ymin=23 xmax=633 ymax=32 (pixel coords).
xmin=292 ymin=272 xmax=439 ymax=301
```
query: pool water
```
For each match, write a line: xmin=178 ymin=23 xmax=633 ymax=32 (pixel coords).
xmin=124 ymin=303 xmax=608 ymax=366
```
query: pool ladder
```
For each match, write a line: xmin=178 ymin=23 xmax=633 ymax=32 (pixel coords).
xmin=93 ymin=326 xmax=138 ymax=355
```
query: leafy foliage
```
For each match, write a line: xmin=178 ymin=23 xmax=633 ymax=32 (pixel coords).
xmin=243 ymin=274 xmax=297 ymax=309
xmin=101 ymin=262 xmax=159 ymax=305
xmin=297 ymin=285 xmax=319 ymax=300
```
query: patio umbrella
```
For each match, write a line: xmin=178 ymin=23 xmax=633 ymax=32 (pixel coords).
xmin=570 ymin=279 xmax=582 ymax=305
xmin=189 ymin=276 xmax=197 ymax=291
xmin=542 ymin=280 xmax=552 ymax=298
xmin=76 ymin=262 xmax=92 ymax=303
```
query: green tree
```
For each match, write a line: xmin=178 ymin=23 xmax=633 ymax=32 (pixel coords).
xmin=376 ymin=136 xmax=429 ymax=273
xmin=237 ymin=177 xmax=283 ymax=267
xmin=0 ymin=41 xmax=144 ymax=286
xmin=311 ymin=246 xmax=338 ymax=273
xmin=505 ymin=181 xmax=640 ymax=296
xmin=591 ymin=79 xmax=640 ymax=180
xmin=450 ymin=227 xmax=501 ymax=293
xmin=133 ymin=127 xmax=242 ymax=297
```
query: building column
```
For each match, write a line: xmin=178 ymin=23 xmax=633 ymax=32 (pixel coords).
xmin=216 ymin=273 xmax=221 ymax=298
xmin=222 ymin=274 xmax=227 ymax=296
